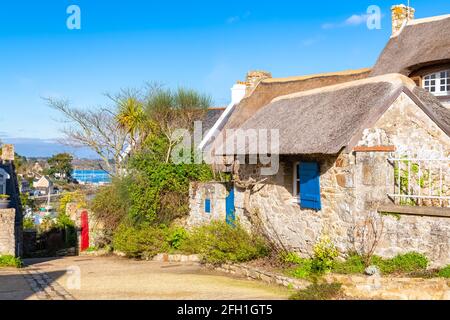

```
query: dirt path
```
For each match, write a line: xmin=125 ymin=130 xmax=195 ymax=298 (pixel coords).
xmin=17 ymin=256 xmax=290 ymax=300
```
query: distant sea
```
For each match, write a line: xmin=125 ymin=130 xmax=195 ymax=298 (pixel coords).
xmin=72 ymin=170 xmax=111 ymax=184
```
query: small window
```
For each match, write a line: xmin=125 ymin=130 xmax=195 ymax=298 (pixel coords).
xmin=423 ymin=70 xmax=450 ymax=96
xmin=205 ymin=199 xmax=211 ymax=213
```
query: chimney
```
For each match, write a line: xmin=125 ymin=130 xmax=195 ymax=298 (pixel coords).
xmin=245 ymin=70 xmax=272 ymax=94
xmin=231 ymin=82 xmax=247 ymax=105
xmin=391 ymin=4 xmax=415 ymax=36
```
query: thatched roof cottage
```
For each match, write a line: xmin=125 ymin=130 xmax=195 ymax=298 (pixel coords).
xmin=190 ymin=4 xmax=450 ymax=266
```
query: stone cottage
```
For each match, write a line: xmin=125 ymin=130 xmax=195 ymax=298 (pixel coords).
xmin=189 ymin=5 xmax=450 ymax=267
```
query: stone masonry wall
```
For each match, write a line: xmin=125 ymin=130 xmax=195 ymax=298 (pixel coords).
xmin=187 ymin=182 xmax=229 ymax=229
xmin=0 ymin=209 xmax=17 ymax=256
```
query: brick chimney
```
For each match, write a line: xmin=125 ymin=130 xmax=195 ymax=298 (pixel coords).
xmin=245 ymin=70 xmax=272 ymax=94
xmin=391 ymin=4 xmax=415 ymax=36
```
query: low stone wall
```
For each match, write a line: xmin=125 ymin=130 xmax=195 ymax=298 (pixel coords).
xmin=153 ymin=253 xmax=201 ymax=263
xmin=0 ymin=209 xmax=16 ymax=256
xmin=208 ymin=263 xmax=310 ymax=290
xmin=326 ymin=274 xmax=450 ymax=300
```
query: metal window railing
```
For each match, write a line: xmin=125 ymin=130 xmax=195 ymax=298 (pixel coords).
xmin=387 ymin=155 xmax=450 ymax=207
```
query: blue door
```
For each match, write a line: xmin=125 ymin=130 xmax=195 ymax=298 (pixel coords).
xmin=225 ymin=187 xmax=235 ymax=225
xmin=298 ymin=162 xmax=322 ymax=211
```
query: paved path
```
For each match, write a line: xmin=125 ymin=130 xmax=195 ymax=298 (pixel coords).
xmin=1 ymin=256 xmax=289 ymax=300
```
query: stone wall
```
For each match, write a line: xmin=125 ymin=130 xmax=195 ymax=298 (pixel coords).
xmin=0 ymin=209 xmax=16 ymax=255
xmin=187 ymin=182 xmax=229 ymax=228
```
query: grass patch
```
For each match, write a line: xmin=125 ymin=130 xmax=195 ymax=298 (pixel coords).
xmin=438 ymin=265 xmax=450 ymax=278
xmin=332 ymin=253 xmax=366 ymax=275
xmin=372 ymin=252 xmax=428 ymax=274
xmin=290 ymin=282 xmax=343 ymax=300
xmin=0 ymin=255 xmax=23 ymax=268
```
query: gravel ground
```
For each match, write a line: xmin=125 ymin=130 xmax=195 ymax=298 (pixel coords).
xmin=13 ymin=256 xmax=291 ymax=300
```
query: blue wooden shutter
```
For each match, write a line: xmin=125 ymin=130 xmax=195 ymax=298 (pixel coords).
xmin=205 ymin=199 xmax=211 ymax=213
xmin=298 ymin=162 xmax=322 ymax=211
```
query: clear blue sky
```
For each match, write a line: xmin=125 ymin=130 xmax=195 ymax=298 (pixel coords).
xmin=0 ymin=0 xmax=449 ymax=157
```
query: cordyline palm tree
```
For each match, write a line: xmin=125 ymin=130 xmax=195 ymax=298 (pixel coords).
xmin=145 ymin=87 xmax=211 ymax=163
xmin=116 ymin=96 xmax=146 ymax=151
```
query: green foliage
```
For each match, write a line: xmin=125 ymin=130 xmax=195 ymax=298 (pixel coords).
xmin=23 ymin=217 xmax=35 ymax=230
xmin=0 ymin=194 xmax=9 ymax=199
xmin=59 ymin=190 xmax=87 ymax=215
xmin=280 ymin=252 xmax=305 ymax=265
xmin=166 ymin=227 xmax=188 ymax=250
xmin=290 ymin=282 xmax=343 ymax=301
xmin=47 ymin=153 xmax=74 ymax=180
xmin=91 ymin=178 xmax=131 ymax=233
xmin=332 ymin=253 xmax=366 ymax=275
xmin=311 ymin=236 xmax=339 ymax=273
xmin=112 ymin=223 xmax=170 ymax=259
xmin=181 ymin=221 xmax=269 ymax=265
xmin=438 ymin=265 xmax=450 ymax=278
xmin=56 ymin=213 xmax=75 ymax=229
xmin=288 ymin=260 xmax=314 ymax=280
xmin=0 ymin=255 xmax=23 ymax=268
xmin=127 ymin=153 xmax=213 ymax=225
xmin=20 ymin=193 xmax=36 ymax=211
xmin=372 ymin=252 xmax=428 ymax=274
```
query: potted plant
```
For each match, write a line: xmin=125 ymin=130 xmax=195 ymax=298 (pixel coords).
xmin=0 ymin=194 xmax=10 ymax=209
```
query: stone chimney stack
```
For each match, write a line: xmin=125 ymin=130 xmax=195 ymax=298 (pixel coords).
xmin=245 ymin=70 xmax=272 ymax=94
xmin=391 ymin=4 xmax=415 ymax=36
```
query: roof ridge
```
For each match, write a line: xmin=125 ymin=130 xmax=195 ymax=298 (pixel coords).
xmin=271 ymin=73 xmax=416 ymax=103
xmin=407 ymin=14 xmax=450 ymax=26
xmin=261 ymin=68 xmax=371 ymax=84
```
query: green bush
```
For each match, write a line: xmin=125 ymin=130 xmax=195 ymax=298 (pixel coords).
xmin=112 ymin=224 xmax=169 ymax=259
xmin=372 ymin=252 xmax=428 ymax=274
xmin=181 ymin=221 xmax=268 ymax=264
xmin=23 ymin=217 xmax=35 ymax=230
xmin=166 ymin=227 xmax=188 ymax=250
xmin=311 ymin=236 xmax=339 ymax=273
xmin=0 ymin=255 xmax=23 ymax=268
xmin=333 ymin=253 xmax=366 ymax=275
xmin=438 ymin=265 xmax=450 ymax=278
xmin=280 ymin=252 xmax=305 ymax=265
xmin=290 ymin=282 xmax=343 ymax=301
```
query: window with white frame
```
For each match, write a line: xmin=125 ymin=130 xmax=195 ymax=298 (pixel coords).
xmin=423 ymin=70 xmax=450 ymax=96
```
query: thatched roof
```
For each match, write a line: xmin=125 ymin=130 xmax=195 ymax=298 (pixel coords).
xmin=215 ymin=74 xmax=450 ymax=156
xmin=203 ymin=108 xmax=225 ymax=133
xmin=225 ymin=68 xmax=371 ymax=131
xmin=371 ymin=15 xmax=450 ymax=77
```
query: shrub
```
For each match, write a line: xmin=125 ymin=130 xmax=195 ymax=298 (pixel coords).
xmin=311 ymin=236 xmax=339 ymax=273
xmin=0 ymin=255 xmax=23 ymax=268
xmin=288 ymin=260 xmax=314 ymax=280
xmin=333 ymin=253 xmax=366 ymax=275
xmin=91 ymin=177 xmax=131 ymax=236
xmin=280 ymin=252 xmax=305 ymax=265
xmin=181 ymin=221 xmax=269 ymax=264
xmin=112 ymin=224 xmax=169 ymax=259
xmin=438 ymin=265 xmax=450 ymax=278
xmin=290 ymin=282 xmax=343 ymax=301
xmin=23 ymin=217 xmax=35 ymax=230
xmin=372 ymin=252 xmax=428 ymax=274
xmin=166 ymin=227 xmax=188 ymax=250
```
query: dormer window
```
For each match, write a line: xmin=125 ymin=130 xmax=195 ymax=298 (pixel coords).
xmin=423 ymin=70 xmax=450 ymax=96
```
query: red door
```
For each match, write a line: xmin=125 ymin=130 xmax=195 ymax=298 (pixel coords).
xmin=80 ymin=211 xmax=89 ymax=251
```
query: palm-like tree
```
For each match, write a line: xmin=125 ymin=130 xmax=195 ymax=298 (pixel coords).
xmin=116 ymin=96 xmax=146 ymax=150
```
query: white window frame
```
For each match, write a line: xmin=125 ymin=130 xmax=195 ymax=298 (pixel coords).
xmin=423 ymin=70 xmax=450 ymax=96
